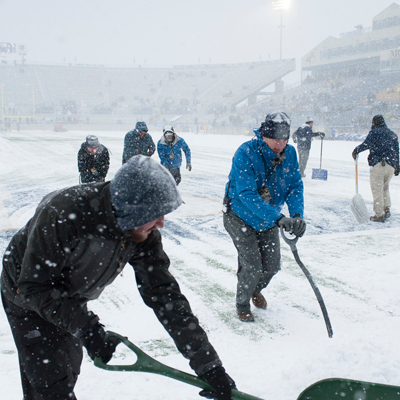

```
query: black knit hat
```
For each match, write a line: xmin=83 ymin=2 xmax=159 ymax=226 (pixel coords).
xmin=260 ymin=112 xmax=291 ymax=140
xmin=110 ymin=156 xmax=182 ymax=230
xmin=371 ymin=115 xmax=385 ymax=129
xmin=86 ymin=135 xmax=100 ymax=147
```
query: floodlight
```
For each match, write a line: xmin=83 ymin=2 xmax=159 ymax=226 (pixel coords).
xmin=272 ymin=0 xmax=291 ymax=60
xmin=272 ymin=0 xmax=290 ymax=10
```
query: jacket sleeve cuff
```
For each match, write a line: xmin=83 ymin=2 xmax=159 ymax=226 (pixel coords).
xmin=194 ymin=357 xmax=223 ymax=376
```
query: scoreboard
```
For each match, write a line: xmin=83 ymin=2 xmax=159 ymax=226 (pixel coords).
xmin=0 ymin=43 xmax=16 ymax=54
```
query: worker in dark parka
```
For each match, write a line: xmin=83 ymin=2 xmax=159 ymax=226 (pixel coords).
xmin=1 ymin=156 xmax=236 ymax=400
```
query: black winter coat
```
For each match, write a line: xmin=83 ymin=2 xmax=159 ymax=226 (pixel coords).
xmin=293 ymin=124 xmax=320 ymax=150
xmin=78 ymin=143 xmax=110 ymax=183
xmin=1 ymin=182 xmax=221 ymax=375
xmin=355 ymin=124 xmax=399 ymax=169
xmin=122 ymin=130 xmax=155 ymax=163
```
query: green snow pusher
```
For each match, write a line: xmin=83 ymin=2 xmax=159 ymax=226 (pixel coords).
xmin=296 ymin=377 xmax=400 ymax=399
xmin=95 ymin=332 xmax=400 ymax=400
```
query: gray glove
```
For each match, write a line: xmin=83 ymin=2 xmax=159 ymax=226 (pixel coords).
xmin=186 ymin=162 xmax=192 ymax=171
xmin=277 ymin=215 xmax=306 ymax=237
xmin=319 ymin=132 xmax=325 ymax=138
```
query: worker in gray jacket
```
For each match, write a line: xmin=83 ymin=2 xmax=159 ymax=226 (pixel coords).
xmin=122 ymin=121 xmax=155 ymax=163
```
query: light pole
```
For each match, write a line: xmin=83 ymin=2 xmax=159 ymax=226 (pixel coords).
xmin=272 ymin=0 xmax=290 ymax=60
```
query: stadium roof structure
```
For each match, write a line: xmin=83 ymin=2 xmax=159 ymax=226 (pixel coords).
xmin=301 ymin=3 xmax=400 ymax=79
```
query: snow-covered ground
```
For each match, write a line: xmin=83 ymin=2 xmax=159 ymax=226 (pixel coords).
xmin=1 ymin=130 xmax=399 ymax=399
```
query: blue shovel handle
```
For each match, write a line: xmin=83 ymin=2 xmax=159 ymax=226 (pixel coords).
xmin=94 ymin=331 xmax=265 ymax=400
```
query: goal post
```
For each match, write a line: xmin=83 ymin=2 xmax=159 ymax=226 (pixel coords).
xmin=1 ymin=84 xmax=35 ymax=121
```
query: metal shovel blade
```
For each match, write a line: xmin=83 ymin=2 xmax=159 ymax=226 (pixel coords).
xmin=350 ymin=193 xmax=369 ymax=224
xmin=311 ymin=168 xmax=328 ymax=180
xmin=312 ymin=138 xmax=328 ymax=180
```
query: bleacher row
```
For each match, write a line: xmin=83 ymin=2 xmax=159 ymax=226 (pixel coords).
xmin=0 ymin=59 xmax=295 ymax=121
xmin=249 ymin=70 xmax=400 ymax=134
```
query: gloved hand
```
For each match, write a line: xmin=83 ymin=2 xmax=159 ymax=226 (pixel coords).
xmin=292 ymin=215 xmax=307 ymax=237
xmin=82 ymin=322 xmax=119 ymax=363
xmin=319 ymin=132 xmax=325 ymax=138
xmin=199 ymin=366 xmax=236 ymax=400
xmin=352 ymin=148 xmax=358 ymax=160
xmin=187 ymin=162 xmax=192 ymax=171
xmin=395 ymin=165 xmax=399 ymax=176
xmin=277 ymin=215 xmax=306 ymax=237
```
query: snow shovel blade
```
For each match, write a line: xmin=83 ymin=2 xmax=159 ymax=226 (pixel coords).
xmin=311 ymin=168 xmax=328 ymax=180
xmin=94 ymin=331 xmax=265 ymax=400
xmin=280 ymin=228 xmax=333 ymax=338
xmin=297 ymin=378 xmax=400 ymax=400
xmin=350 ymin=193 xmax=369 ymax=224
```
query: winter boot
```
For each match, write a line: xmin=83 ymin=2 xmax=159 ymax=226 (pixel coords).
xmin=385 ymin=207 xmax=391 ymax=219
xmin=370 ymin=215 xmax=385 ymax=223
xmin=236 ymin=309 xmax=254 ymax=322
xmin=251 ymin=293 xmax=267 ymax=309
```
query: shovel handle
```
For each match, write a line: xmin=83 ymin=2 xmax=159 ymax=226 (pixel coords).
xmin=355 ymin=156 xmax=359 ymax=192
xmin=279 ymin=226 xmax=299 ymax=252
xmin=94 ymin=331 xmax=265 ymax=400
xmin=279 ymin=229 xmax=333 ymax=338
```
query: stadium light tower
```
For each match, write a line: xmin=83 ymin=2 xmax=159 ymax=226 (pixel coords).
xmin=272 ymin=0 xmax=291 ymax=60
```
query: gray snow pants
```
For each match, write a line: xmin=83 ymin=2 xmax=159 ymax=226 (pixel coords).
xmin=166 ymin=166 xmax=181 ymax=186
xmin=223 ymin=209 xmax=281 ymax=313
xmin=298 ymin=149 xmax=310 ymax=176
xmin=2 ymin=294 xmax=82 ymax=400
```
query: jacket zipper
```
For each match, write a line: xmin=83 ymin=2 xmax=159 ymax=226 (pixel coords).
xmin=119 ymin=236 xmax=126 ymax=276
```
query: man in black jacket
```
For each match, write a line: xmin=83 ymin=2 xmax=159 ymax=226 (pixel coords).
xmin=1 ymin=156 xmax=235 ymax=400
xmin=77 ymin=135 xmax=110 ymax=183
xmin=292 ymin=118 xmax=325 ymax=177
xmin=122 ymin=121 xmax=156 ymax=163
xmin=352 ymin=115 xmax=399 ymax=222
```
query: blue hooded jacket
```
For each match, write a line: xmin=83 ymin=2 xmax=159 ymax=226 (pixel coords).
xmin=225 ymin=129 xmax=304 ymax=231
xmin=157 ymin=134 xmax=191 ymax=169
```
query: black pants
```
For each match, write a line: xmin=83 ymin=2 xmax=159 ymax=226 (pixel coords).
xmin=167 ymin=167 xmax=181 ymax=186
xmin=223 ymin=210 xmax=281 ymax=312
xmin=2 ymin=294 xmax=83 ymax=400
xmin=80 ymin=175 xmax=105 ymax=184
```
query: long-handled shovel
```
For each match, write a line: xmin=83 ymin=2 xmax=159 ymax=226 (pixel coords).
xmin=350 ymin=155 xmax=369 ymax=224
xmin=280 ymin=227 xmax=333 ymax=338
xmin=311 ymin=136 xmax=328 ymax=181
xmin=94 ymin=331 xmax=265 ymax=400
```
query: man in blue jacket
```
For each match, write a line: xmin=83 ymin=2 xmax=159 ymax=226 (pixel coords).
xmin=292 ymin=117 xmax=325 ymax=177
xmin=223 ymin=112 xmax=306 ymax=322
xmin=352 ymin=115 xmax=399 ymax=222
xmin=122 ymin=121 xmax=155 ymax=164
xmin=157 ymin=126 xmax=192 ymax=185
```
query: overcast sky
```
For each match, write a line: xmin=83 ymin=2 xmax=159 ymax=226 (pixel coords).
xmin=0 ymin=0 xmax=397 ymax=83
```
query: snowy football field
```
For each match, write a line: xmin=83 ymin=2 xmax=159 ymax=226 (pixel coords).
xmin=1 ymin=130 xmax=399 ymax=399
